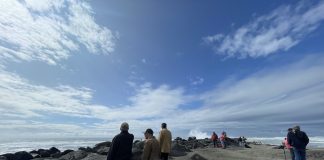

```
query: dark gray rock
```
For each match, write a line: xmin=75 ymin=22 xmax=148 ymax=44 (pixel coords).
xmin=96 ymin=147 xmax=109 ymax=155
xmin=38 ymin=149 xmax=51 ymax=158
xmin=61 ymin=150 xmax=74 ymax=156
xmin=0 ymin=156 xmax=7 ymax=160
xmin=131 ymin=141 xmax=144 ymax=160
xmin=170 ymin=143 xmax=190 ymax=157
xmin=188 ymin=137 xmax=196 ymax=141
xmin=93 ymin=141 xmax=111 ymax=151
xmin=0 ymin=154 xmax=15 ymax=160
xmin=1 ymin=152 xmax=33 ymax=160
xmin=59 ymin=150 xmax=88 ymax=160
xmin=80 ymin=153 xmax=106 ymax=160
xmin=78 ymin=147 xmax=94 ymax=153
xmin=14 ymin=151 xmax=33 ymax=160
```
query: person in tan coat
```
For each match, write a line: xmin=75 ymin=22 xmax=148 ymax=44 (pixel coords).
xmin=158 ymin=123 xmax=172 ymax=160
xmin=142 ymin=128 xmax=160 ymax=160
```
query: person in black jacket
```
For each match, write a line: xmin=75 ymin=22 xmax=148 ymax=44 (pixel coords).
xmin=107 ymin=122 xmax=134 ymax=160
xmin=287 ymin=125 xmax=309 ymax=160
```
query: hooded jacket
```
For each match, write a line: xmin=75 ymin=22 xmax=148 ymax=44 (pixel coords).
xmin=287 ymin=130 xmax=309 ymax=150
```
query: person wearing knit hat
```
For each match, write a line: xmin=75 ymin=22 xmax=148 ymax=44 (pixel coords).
xmin=107 ymin=122 xmax=134 ymax=160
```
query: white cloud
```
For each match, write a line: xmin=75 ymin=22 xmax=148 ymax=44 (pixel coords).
xmin=0 ymin=0 xmax=116 ymax=65
xmin=204 ymin=1 xmax=324 ymax=58
xmin=190 ymin=76 xmax=204 ymax=85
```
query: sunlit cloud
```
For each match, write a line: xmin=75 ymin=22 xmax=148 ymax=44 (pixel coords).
xmin=0 ymin=0 xmax=117 ymax=65
xmin=204 ymin=1 xmax=324 ymax=58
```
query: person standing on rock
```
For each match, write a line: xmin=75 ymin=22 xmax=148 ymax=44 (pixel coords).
xmin=143 ymin=128 xmax=160 ymax=160
xmin=284 ymin=128 xmax=295 ymax=160
xmin=158 ymin=123 xmax=172 ymax=160
xmin=211 ymin=132 xmax=218 ymax=148
xmin=220 ymin=131 xmax=227 ymax=149
xmin=107 ymin=122 xmax=134 ymax=160
xmin=287 ymin=125 xmax=309 ymax=160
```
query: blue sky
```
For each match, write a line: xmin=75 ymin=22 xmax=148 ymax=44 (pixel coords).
xmin=0 ymin=0 xmax=324 ymax=140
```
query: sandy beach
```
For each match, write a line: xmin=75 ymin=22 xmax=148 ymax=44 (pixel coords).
xmin=172 ymin=144 xmax=324 ymax=160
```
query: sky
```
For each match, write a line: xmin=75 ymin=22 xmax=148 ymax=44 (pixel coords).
xmin=0 ymin=0 xmax=324 ymax=140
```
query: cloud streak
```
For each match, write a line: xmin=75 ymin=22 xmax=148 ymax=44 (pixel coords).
xmin=0 ymin=0 xmax=116 ymax=65
xmin=204 ymin=1 xmax=324 ymax=58
xmin=1 ymin=55 xmax=324 ymax=138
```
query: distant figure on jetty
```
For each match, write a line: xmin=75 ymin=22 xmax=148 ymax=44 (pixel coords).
xmin=211 ymin=132 xmax=218 ymax=148
xmin=287 ymin=125 xmax=309 ymax=160
xmin=238 ymin=136 xmax=243 ymax=147
xmin=283 ymin=128 xmax=295 ymax=160
xmin=107 ymin=122 xmax=134 ymax=160
xmin=159 ymin=123 xmax=172 ymax=160
xmin=220 ymin=131 xmax=227 ymax=149
xmin=143 ymin=128 xmax=160 ymax=160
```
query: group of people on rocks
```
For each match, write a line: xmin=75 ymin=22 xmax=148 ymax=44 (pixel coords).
xmin=210 ymin=131 xmax=230 ymax=149
xmin=282 ymin=125 xmax=309 ymax=160
xmin=107 ymin=122 xmax=172 ymax=160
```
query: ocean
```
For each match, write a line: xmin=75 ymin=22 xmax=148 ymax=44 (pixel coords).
xmin=1 ymin=136 xmax=324 ymax=155
xmin=247 ymin=136 xmax=324 ymax=148
xmin=0 ymin=137 xmax=110 ymax=155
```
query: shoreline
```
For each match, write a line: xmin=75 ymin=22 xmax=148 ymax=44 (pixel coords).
xmin=1 ymin=137 xmax=324 ymax=160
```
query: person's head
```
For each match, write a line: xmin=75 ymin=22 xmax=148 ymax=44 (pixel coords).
xmin=144 ymin=128 xmax=154 ymax=139
xmin=161 ymin=123 xmax=167 ymax=129
xmin=293 ymin=125 xmax=300 ymax=132
xmin=288 ymin=128 xmax=293 ymax=132
xmin=213 ymin=132 xmax=216 ymax=134
xmin=120 ymin=122 xmax=129 ymax=132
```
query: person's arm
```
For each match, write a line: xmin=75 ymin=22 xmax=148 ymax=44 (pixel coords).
xmin=107 ymin=136 xmax=118 ymax=160
xmin=304 ymin=132 xmax=309 ymax=145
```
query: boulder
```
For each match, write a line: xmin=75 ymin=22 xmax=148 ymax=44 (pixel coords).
xmin=78 ymin=147 xmax=94 ymax=153
xmin=38 ymin=149 xmax=51 ymax=158
xmin=61 ymin=150 xmax=74 ymax=156
xmin=49 ymin=147 xmax=61 ymax=155
xmin=131 ymin=141 xmax=144 ymax=160
xmin=96 ymin=147 xmax=109 ymax=155
xmin=188 ymin=137 xmax=196 ymax=141
xmin=14 ymin=151 xmax=33 ymax=160
xmin=59 ymin=150 xmax=88 ymax=160
xmin=1 ymin=154 xmax=15 ymax=160
xmin=0 ymin=156 xmax=7 ymax=160
xmin=1 ymin=152 xmax=33 ymax=160
xmin=93 ymin=141 xmax=111 ymax=151
xmin=80 ymin=153 xmax=106 ymax=160
xmin=170 ymin=143 xmax=190 ymax=157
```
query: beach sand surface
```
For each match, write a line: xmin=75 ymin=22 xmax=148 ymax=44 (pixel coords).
xmin=171 ymin=144 xmax=324 ymax=160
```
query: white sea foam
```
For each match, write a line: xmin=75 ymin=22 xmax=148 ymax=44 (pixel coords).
xmin=247 ymin=136 xmax=324 ymax=148
xmin=0 ymin=138 xmax=109 ymax=155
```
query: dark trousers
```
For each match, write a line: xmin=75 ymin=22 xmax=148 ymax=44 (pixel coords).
xmin=161 ymin=152 xmax=169 ymax=160
xmin=289 ymin=148 xmax=295 ymax=160
xmin=293 ymin=148 xmax=306 ymax=160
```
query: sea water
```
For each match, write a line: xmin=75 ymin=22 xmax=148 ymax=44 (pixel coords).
xmin=247 ymin=136 xmax=324 ymax=148
xmin=0 ymin=137 xmax=110 ymax=155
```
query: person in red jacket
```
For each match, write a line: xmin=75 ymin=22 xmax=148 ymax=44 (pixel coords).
xmin=220 ymin=131 xmax=227 ymax=149
xmin=283 ymin=128 xmax=295 ymax=160
xmin=211 ymin=132 xmax=218 ymax=148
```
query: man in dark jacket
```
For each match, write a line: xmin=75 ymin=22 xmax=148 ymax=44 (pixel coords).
xmin=287 ymin=125 xmax=309 ymax=160
xmin=107 ymin=122 xmax=134 ymax=160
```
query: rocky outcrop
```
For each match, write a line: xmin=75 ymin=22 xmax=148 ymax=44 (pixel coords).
xmin=1 ymin=136 xmax=250 ymax=160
